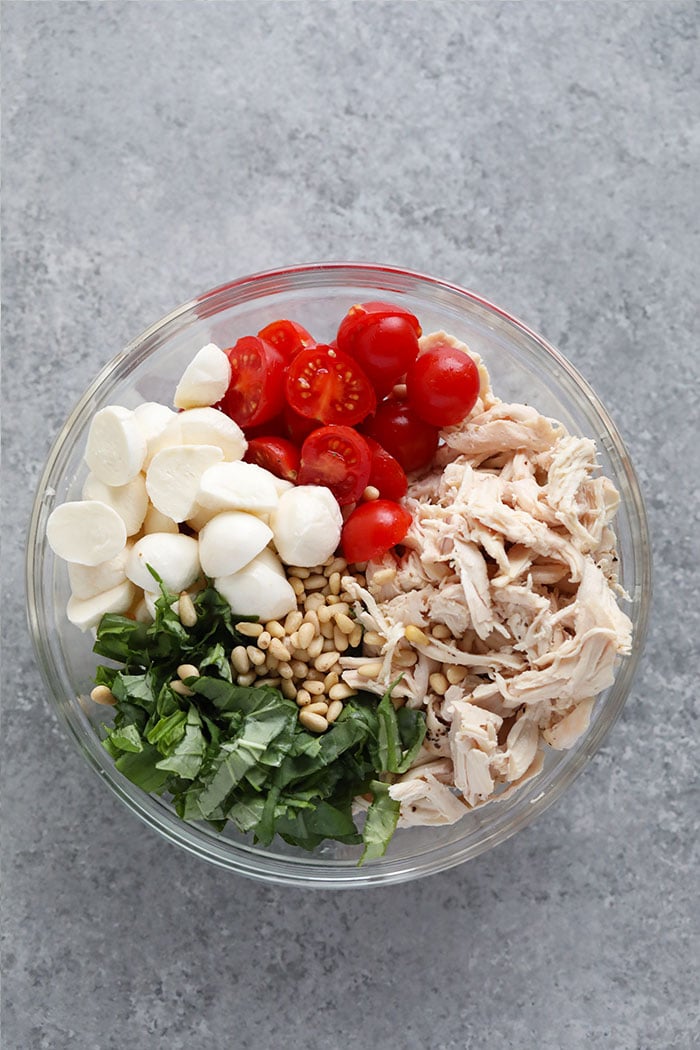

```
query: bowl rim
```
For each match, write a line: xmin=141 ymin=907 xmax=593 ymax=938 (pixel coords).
xmin=26 ymin=261 xmax=652 ymax=887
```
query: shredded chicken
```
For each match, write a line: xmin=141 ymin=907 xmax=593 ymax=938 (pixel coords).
xmin=343 ymin=332 xmax=633 ymax=827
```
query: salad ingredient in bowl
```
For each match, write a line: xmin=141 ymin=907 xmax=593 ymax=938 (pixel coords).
xmin=43 ymin=295 xmax=633 ymax=864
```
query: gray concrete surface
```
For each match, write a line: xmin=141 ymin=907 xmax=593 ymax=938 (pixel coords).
xmin=2 ymin=2 xmax=698 ymax=1048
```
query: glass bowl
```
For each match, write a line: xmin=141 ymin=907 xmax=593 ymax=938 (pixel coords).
xmin=26 ymin=263 xmax=651 ymax=887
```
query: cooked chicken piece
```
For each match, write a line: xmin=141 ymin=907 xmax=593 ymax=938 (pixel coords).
xmin=442 ymin=402 xmax=560 ymax=463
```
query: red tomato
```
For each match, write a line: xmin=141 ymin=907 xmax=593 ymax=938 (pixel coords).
xmin=298 ymin=426 xmax=372 ymax=505
xmin=243 ymin=414 xmax=286 ymax=440
xmin=361 ymin=400 xmax=439 ymax=473
xmin=283 ymin=402 xmax=322 ymax=445
xmin=365 ymin=437 xmax=408 ymax=501
xmin=406 ymin=346 xmax=480 ymax=426
xmin=257 ymin=319 xmax=315 ymax=360
xmin=244 ymin=436 xmax=300 ymax=483
xmin=220 ymin=336 xmax=286 ymax=428
xmin=285 ymin=345 xmax=376 ymax=426
xmin=341 ymin=500 xmax=412 ymax=563
xmin=337 ymin=303 xmax=422 ymax=394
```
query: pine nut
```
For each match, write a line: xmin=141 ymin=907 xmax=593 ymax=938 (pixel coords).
xmin=297 ymin=622 xmax=315 ymax=650
xmin=305 ymin=701 xmax=329 ymax=716
xmin=322 ymin=637 xmax=337 ymax=652
xmin=371 ymin=567 xmax=396 ymax=585
xmin=170 ymin=679 xmax=194 ymax=696
xmin=329 ymin=557 xmax=348 ymax=575
xmin=303 ymin=609 xmax=320 ymax=632
xmin=302 ymin=680 xmax=326 ymax=696
xmin=333 ymin=629 xmax=349 ymax=652
xmin=177 ymin=663 xmax=199 ymax=680
xmin=305 ymin=593 xmax=325 ymax=612
xmin=284 ymin=610 xmax=303 ymax=634
xmin=279 ymin=663 xmax=294 ymax=679
xmin=320 ymin=620 xmax=335 ymax=640
xmin=178 ymin=592 xmax=197 ymax=627
xmin=231 ymin=646 xmax=250 ymax=675
xmin=296 ymin=688 xmax=312 ymax=707
xmin=256 ymin=677 xmax=281 ymax=688
xmin=405 ymin=625 xmax=430 ymax=645
xmin=326 ymin=595 xmax=340 ymax=605
xmin=281 ymin=678 xmax=297 ymax=699
xmin=364 ymin=631 xmax=384 ymax=648
xmin=328 ymin=572 xmax=341 ymax=594
xmin=247 ymin=646 xmax=266 ymax=667
xmin=329 ymin=682 xmax=356 ymax=701
xmin=289 ymin=577 xmax=305 ymax=596
xmin=307 ymin=636 xmax=324 ymax=659
xmin=431 ymin=624 xmax=452 ymax=640
xmin=291 ymin=660 xmax=309 ymax=677
xmin=299 ymin=710 xmax=328 ymax=733
xmin=358 ymin=662 xmax=382 ymax=679
xmin=349 ymin=625 xmax=363 ymax=648
xmin=237 ymin=621 xmax=263 ymax=638
xmin=237 ymin=671 xmax=257 ymax=687
xmin=305 ymin=574 xmax=327 ymax=590
xmin=90 ymin=685 xmax=116 ymax=706
xmin=266 ymin=620 xmax=286 ymax=639
xmin=330 ymin=601 xmax=350 ymax=617
xmin=288 ymin=631 xmax=300 ymax=649
xmin=326 ymin=700 xmax=344 ymax=723
xmin=362 ymin=485 xmax=380 ymax=501
xmin=429 ymin=673 xmax=449 ymax=696
xmin=305 ymin=668 xmax=325 ymax=681
xmin=446 ymin=666 xmax=467 ymax=685
xmin=334 ymin=612 xmax=355 ymax=635
xmin=315 ymin=650 xmax=340 ymax=673
xmin=395 ymin=649 xmax=418 ymax=667
xmin=257 ymin=631 xmax=272 ymax=650
xmin=266 ymin=655 xmax=279 ymax=672
xmin=289 ymin=566 xmax=310 ymax=579
xmin=269 ymin=638 xmax=291 ymax=662
xmin=317 ymin=605 xmax=334 ymax=623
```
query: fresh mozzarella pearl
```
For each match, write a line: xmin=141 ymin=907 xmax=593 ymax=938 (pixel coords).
xmin=141 ymin=503 xmax=179 ymax=535
xmin=82 ymin=472 xmax=148 ymax=536
xmin=173 ymin=344 xmax=231 ymax=409
xmin=215 ymin=548 xmax=296 ymax=620
xmin=85 ymin=406 xmax=147 ymax=486
xmin=271 ymin=485 xmax=342 ymax=567
xmin=154 ymin=407 xmax=247 ymax=463
xmin=126 ymin=532 xmax=200 ymax=593
xmin=146 ymin=444 xmax=224 ymax=522
xmin=67 ymin=543 xmax=131 ymax=600
xmin=198 ymin=511 xmax=273 ymax=578
xmin=66 ymin=579 xmax=136 ymax=632
xmin=47 ymin=500 xmax=127 ymax=566
xmin=132 ymin=402 xmax=178 ymax=467
xmin=198 ymin=461 xmax=279 ymax=515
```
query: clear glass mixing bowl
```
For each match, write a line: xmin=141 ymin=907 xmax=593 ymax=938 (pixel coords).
xmin=26 ymin=264 xmax=651 ymax=887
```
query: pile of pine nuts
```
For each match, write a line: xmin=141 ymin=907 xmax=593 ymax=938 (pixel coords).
xmin=230 ymin=555 xmax=365 ymax=733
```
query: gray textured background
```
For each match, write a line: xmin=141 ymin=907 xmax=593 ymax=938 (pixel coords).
xmin=2 ymin=2 xmax=699 ymax=1048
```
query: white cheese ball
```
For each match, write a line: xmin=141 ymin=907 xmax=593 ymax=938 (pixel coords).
xmin=153 ymin=407 xmax=247 ymax=463
xmin=126 ymin=532 xmax=201 ymax=593
xmin=47 ymin=500 xmax=127 ymax=566
xmin=173 ymin=343 xmax=231 ymax=409
xmin=270 ymin=485 xmax=342 ymax=567
xmin=82 ymin=472 xmax=148 ymax=537
xmin=66 ymin=579 xmax=136 ymax=632
xmin=133 ymin=402 xmax=178 ymax=468
xmin=215 ymin=548 xmax=296 ymax=621
xmin=146 ymin=444 xmax=224 ymax=522
xmin=197 ymin=461 xmax=280 ymax=515
xmin=85 ymin=406 xmax=147 ymax=486
xmin=199 ymin=511 xmax=273 ymax=578
xmin=67 ymin=544 xmax=131 ymax=600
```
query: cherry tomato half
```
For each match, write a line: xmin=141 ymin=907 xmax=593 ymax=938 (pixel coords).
xmin=406 ymin=345 xmax=480 ymax=427
xmin=243 ymin=414 xmax=286 ymax=440
xmin=220 ymin=336 xmax=286 ymax=428
xmin=244 ymin=436 xmax=301 ymax=483
xmin=257 ymin=319 xmax=315 ymax=360
xmin=337 ymin=303 xmax=422 ymax=394
xmin=365 ymin=437 xmax=408 ymax=501
xmin=285 ymin=345 xmax=376 ymax=426
xmin=361 ymin=400 xmax=439 ymax=473
xmin=341 ymin=499 xmax=412 ymax=564
xmin=283 ymin=402 xmax=322 ymax=445
xmin=298 ymin=425 xmax=372 ymax=505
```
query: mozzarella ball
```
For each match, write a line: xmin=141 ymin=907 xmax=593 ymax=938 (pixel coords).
xmin=197 ymin=461 xmax=280 ymax=515
xmin=66 ymin=579 xmax=136 ymax=632
xmin=126 ymin=532 xmax=201 ymax=593
xmin=82 ymin=472 xmax=148 ymax=537
xmin=199 ymin=511 xmax=273 ymax=578
xmin=271 ymin=486 xmax=342 ymax=567
xmin=47 ymin=500 xmax=127 ymax=566
xmin=215 ymin=549 xmax=296 ymax=621
xmin=174 ymin=343 xmax=231 ymax=409
xmin=67 ymin=544 xmax=131 ymax=600
xmin=85 ymin=406 xmax=147 ymax=486
xmin=146 ymin=444 xmax=224 ymax=522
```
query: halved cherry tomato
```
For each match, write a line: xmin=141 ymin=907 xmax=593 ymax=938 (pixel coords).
xmin=285 ymin=345 xmax=376 ymax=426
xmin=283 ymin=402 xmax=322 ymax=445
xmin=337 ymin=301 xmax=421 ymax=351
xmin=337 ymin=303 xmax=422 ymax=395
xmin=365 ymin=437 xmax=408 ymax=501
xmin=243 ymin=414 xmax=286 ymax=440
xmin=406 ymin=345 xmax=480 ymax=426
xmin=244 ymin=436 xmax=300 ymax=483
xmin=341 ymin=499 xmax=412 ymax=563
xmin=257 ymin=319 xmax=315 ymax=360
xmin=298 ymin=425 xmax=372 ymax=505
xmin=361 ymin=400 xmax=439 ymax=473
xmin=220 ymin=336 xmax=285 ymax=428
